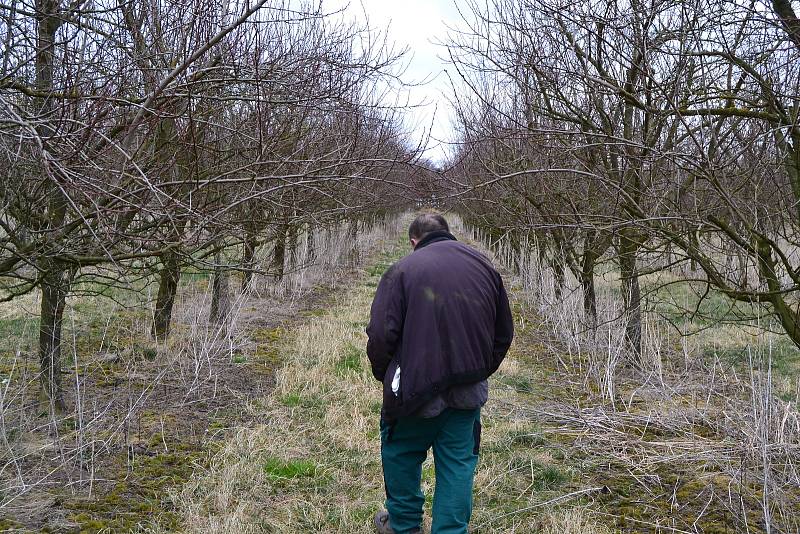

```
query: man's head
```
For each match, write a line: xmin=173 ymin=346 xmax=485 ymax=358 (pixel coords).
xmin=408 ymin=213 xmax=449 ymax=249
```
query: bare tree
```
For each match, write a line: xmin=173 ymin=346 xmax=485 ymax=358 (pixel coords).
xmin=0 ymin=0 xmax=414 ymax=410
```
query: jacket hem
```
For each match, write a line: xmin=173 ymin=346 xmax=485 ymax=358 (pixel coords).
xmin=381 ymin=368 xmax=490 ymax=423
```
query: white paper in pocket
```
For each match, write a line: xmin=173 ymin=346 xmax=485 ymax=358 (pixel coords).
xmin=391 ymin=366 xmax=401 ymax=396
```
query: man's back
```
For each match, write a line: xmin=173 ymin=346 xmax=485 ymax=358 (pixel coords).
xmin=367 ymin=231 xmax=513 ymax=422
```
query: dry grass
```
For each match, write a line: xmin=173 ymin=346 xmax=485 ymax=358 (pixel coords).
xmin=168 ymin=218 xmax=608 ymax=533
xmin=170 ymin=244 xmax=393 ymax=533
xmin=0 ymin=216 xmax=404 ymax=531
xmin=474 ymin=229 xmax=800 ymax=533
xmin=541 ymin=508 xmax=612 ymax=534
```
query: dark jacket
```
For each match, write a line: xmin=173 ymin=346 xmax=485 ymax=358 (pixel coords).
xmin=366 ymin=231 xmax=514 ymax=422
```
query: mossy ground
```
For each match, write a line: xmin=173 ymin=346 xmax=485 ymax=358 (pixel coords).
xmin=62 ymin=442 xmax=213 ymax=533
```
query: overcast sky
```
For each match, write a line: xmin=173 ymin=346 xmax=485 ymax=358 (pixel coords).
xmin=326 ymin=0 xmax=467 ymax=166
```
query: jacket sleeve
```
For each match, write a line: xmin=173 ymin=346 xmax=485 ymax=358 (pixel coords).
xmin=490 ymin=275 xmax=514 ymax=374
xmin=366 ymin=265 xmax=405 ymax=382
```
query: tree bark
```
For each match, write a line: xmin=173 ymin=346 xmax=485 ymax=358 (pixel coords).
xmin=581 ymin=231 xmax=611 ymax=331
xmin=287 ymin=223 xmax=298 ymax=270
xmin=210 ymin=252 xmax=230 ymax=325
xmin=536 ymin=237 xmax=547 ymax=267
xmin=241 ymin=230 xmax=257 ymax=292
xmin=272 ymin=223 xmax=288 ymax=281
xmin=773 ymin=0 xmax=800 ymax=50
xmin=152 ymin=248 xmax=181 ymax=340
xmin=619 ymin=234 xmax=643 ymax=361
xmin=35 ymin=0 xmax=69 ymax=412
xmin=347 ymin=220 xmax=359 ymax=266
xmin=580 ymin=247 xmax=598 ymax=331
xmin=755 ymin=239 xmax=800 ymax=348
xmin=509 ymin=231 xmax=522 ymax=274
xmin=580 ymin=268 xmax=597 ymax=328
xmin=38 ymin=262 xmax=71 ymax=413
xmin=305 ymin=224 xmax=316 ymax=264
xmin=689 ymin=228 xmax=700 ymax=272
xmin=552 ymin=251 xmax=566 ymax=301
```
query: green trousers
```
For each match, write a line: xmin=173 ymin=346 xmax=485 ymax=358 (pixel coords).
xmin=380 ymin=408 xmax=481 ymax=534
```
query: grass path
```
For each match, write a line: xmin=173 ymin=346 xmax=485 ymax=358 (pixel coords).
xmin=165 ymin=233 xmax=611 ymax=534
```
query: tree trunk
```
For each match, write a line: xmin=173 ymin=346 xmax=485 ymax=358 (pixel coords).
xmin=664 ymin=241 xmax=673 ymax=271
xmin=347 ymin=220 xmax=359 ymax=266
xmin=689 ymin=229 xmax=699 ymax=272
xmin=552 ymin=252 xmax=566 ymax=301
xmin=305 ymin=224 xmax=316 ymax=264
xmin=581 ymin=231 xmax=611 ymax=331
xmin=38 ymin=263 xmax=71 ymax=413
xmin=536 ymin=234 xmax=547 ymax=267
xmin=210 ymin=252 xmax=230 ymax=325
xmin=510 ymin=232 xmax=522 ymax=274
xmin=287 ymin=223 xmax=299 ymax=270
xmin=241 ymin=231 xmax=257 ymax=292
xmin=754 ymin=239 xmax=800 ymax=349
xmin=35 ymin=0 xmax=69 ymax=413
xmin=580 ymin=261 xmax=597 ymax=331
xmin=619 ymin=234 xmax=642 ymax=361
xmin=272 ymin=223 xmax=288 ymax=281
xmin=737 ymin=247 xmax=749 ymax=290
xmin=152 ymin=248 xmax=181 ymax=340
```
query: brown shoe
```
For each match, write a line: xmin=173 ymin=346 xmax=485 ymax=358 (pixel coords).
xmin=373 ymin=510 xmax=422 ymax=534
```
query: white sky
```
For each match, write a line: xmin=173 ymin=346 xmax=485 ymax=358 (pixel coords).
xmin=325 ymin=0 xmax=467 ymax=166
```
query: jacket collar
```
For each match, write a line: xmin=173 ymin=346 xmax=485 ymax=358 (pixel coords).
xmin=414 ymin=230 xmax=457 ymax=251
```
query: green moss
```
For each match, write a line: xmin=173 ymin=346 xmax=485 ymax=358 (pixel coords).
xmin=96 ymin=375 xmax=123 ymax=388
xmin=590 ymin=459 xmax=775 ymax=533
xmin=335 ymin=342 xmax=365 ymax=375
xmin=282 ymin=393 xmax=303 ymax=407
xmin=509 ymin=429 xmax=546 ymax=447
xmin=261 ymin=327 xmax=285 ymax=342
xmin=64 ymin=440 xmax=207 ymax=531
xmin=139 ymin=346 xmax=158 ymax=361
xmin=60 ymin=416 xmax=77 ymax=432
xmin=251 ymin=327 xmax=286 ymax=367
xmin=263 ymin=457 xmax=318 ymax=480
xmin=367 ymin=261 xmax=393 ymax=277
xmin=533 ymin=464 xmax=568 ymax=490
xmin=0 ymin=517 xmax=22 ymax=530
xmin=496 ymin=373 xmax=534 ymax=393
xmin=280 ymin=393 xmax=323 ymax=409
xmin=422 ymin=463 xmax=435 ymax=483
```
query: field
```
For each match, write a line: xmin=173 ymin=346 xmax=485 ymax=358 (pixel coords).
xmin=8 ymin=0 xmax=800 ymax=532
xmin=1 ymin=215 xmax=799 ymax=533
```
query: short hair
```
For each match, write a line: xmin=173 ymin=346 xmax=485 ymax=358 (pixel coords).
xmin=408 ymin=213 xmax=449 ymax=240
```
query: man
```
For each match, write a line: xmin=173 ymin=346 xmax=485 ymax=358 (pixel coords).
xmin=366 ymin=213 xmax=514 ymax=534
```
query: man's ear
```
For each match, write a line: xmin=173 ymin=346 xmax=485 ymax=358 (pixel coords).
xmin=410 ymin=238 xmax=419 ymax=249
